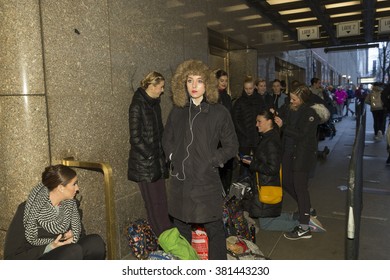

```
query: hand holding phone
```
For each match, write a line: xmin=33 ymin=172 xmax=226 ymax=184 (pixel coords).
xmin=241 ymin=154 xmax=252 ymax=165
xmin=59 ymin=233 xmax=67 ymax=242
xmin=242 ymin=155 xmax=252 ymax=161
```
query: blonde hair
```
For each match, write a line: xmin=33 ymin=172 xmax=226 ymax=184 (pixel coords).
xmin=140 ymin=71 xmax=165 ymax=89
xmin=243 ymin=76 xmax=254 ymax=85
xmin=289 ymin=85 xmax=311 ymax=110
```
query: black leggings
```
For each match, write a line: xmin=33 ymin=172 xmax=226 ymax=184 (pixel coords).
xmin=372 ymin=110 xmax=386 ymax=135
xmin=282 ymin=153 xmax=311 ymax=225
xmin=39 ymin=234 xmax=106 ymax=260
xmin=138 ymin=179 xmax=172 ymax=236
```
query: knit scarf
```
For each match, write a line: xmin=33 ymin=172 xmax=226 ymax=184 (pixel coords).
xmin=23 ymin=182 xmax=81 ymax=246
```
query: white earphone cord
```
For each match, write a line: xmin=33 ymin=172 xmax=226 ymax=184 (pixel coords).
xmin=170 ymin=100 xmax=202 ymax=181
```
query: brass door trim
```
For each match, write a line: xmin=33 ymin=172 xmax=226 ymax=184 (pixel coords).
xmin=60 ymin=157 xmax=117 ymax=260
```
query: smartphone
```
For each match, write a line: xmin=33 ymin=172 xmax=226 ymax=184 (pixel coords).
xmin=242 ymin=155 xmax=252 ymax=161
xmin=59 ymin=233 xmax=67 ymax=242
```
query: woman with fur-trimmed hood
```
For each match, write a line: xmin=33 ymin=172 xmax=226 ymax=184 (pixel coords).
xmin=162 ymin=60 xmax=239 ymax=260
xmin=274 ymin=85 xmax=329 ymax=241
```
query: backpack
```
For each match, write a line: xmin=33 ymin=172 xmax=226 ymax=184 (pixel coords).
xmin=126 ymin=218 xmax=159 ymax=259
xmin=222 ymin=196 xmax=251 ymax=240
xmin=367 ymin=90 xmax=383 ymax=110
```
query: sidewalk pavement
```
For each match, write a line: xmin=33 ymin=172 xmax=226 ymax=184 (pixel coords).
xmin=255 ymin=107 xmax=390 ymax=259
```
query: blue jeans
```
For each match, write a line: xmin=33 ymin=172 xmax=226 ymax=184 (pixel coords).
xmin=259 ymin=213 xmax=298 ymax=231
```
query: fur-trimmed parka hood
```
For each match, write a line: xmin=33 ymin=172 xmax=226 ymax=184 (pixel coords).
xmin=311 ymin=103 xmax=330 ymax=124
xmin=171 ymin=60 xmax=218 ymax=108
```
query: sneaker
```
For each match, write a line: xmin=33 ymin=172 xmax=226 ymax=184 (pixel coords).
xmin=284 ymin=226 xmax=312 ymax=240
xmin=309 ymin=217 xmax=326 ymax=232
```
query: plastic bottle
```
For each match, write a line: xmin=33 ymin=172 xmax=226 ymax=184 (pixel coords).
xmin=250 ymin=224 xmax=256 ymax=243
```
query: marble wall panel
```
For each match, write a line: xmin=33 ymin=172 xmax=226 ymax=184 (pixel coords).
xmin=39 ymin=0 xmax=116 ymax=255
xmin=0 ymin=231 xmax=5 ymax=259
xmin=0 ymin=95 xmax=50 ymax=258
xmin=0 ymin=0 xmax=44 ymax=95
xmin=1 ymin=0 xmax=254 ymax=260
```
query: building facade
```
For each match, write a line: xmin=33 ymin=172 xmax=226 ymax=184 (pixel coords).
xmin=0 ymin=0 xmax=370 ymax=259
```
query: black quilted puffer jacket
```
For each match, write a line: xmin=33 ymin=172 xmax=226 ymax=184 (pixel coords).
xmin=127 ymin=87 xmax=168 ymax=182
xmin=248 ymin=128 xmax=283 ymax=218
xmin=232 ymin=91 xmax=264 ymax=149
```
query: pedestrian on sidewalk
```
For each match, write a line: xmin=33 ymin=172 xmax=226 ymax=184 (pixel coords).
xmin=365 ymin=82 xmax=386 ymax=141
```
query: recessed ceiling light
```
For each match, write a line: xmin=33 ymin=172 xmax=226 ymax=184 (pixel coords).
xmin=237 ymin=15 xmax=262 ymax=21
xmin=207 ymin=21 xmax=221 ymax=26
xmin=325 ymin=1 xmax=360 ymax=9
xmin=181 ymin=12 xmax=205 ymax=19
xmin=330 ymin=12 xmax=360 ymax=18
xmin=248 ymin=23 xmax=272 ymax=28
xmin=166 ymin=0 xmax=184 ymax=8
xmin=288 ymin=17 xmax=317 ymax=23
xmin=377 ymin=7 xmax=390 ymax=12
xmin=219 ymin=4 xmax=249 ymax=12
xmin=220 ymin=28 xmax=235 ymax=32
xmin=267 ymin=0 xmax=302 ymax=5
xmin=279 ymin=8 xmax=311 ymax=15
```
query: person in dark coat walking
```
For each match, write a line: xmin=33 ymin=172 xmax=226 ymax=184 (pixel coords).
xmin=128 ymin=71 xmax=198 ymax=260
xmin=163 ymin=60 xmax=239 ymax=260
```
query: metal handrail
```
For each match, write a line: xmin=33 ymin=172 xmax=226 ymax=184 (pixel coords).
xmin=60 ymin=157 xmax=117 ymax=260
xmin=345 ymin=104 xmax=366 ymax=259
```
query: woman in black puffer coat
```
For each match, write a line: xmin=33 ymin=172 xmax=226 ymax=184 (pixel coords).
xmin=127 ymin=72 xmax=170 ymax=236
xmin=242 ymin=110 xmax=282 ymax=219
xmin=128 ymin=72 xmax=199 ymax=260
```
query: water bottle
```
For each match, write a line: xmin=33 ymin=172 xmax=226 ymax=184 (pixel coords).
xmin=250 ymin=224 xmax=256 ymax=243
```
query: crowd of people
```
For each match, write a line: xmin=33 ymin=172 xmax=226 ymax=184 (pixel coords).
xmin=4 ymin=59 xmax=389 ymax=260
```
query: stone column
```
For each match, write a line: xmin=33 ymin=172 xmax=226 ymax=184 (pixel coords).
xmin=0 ymin=0 xmax=50 ymax=258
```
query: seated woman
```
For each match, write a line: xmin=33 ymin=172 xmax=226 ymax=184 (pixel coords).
xmin=4 ymin=164 xmax=106 ymax=260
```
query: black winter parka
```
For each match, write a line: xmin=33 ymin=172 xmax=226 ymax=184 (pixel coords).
xmin=232 ymin=92 xmax=263 ymax=149
xmin=127 ymin=87 xmax=168 ymax=182
xmin=248 ymin=128 xmax=283 ymax=218
xmin=162 ymin=101 xmax=239 ymax=223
